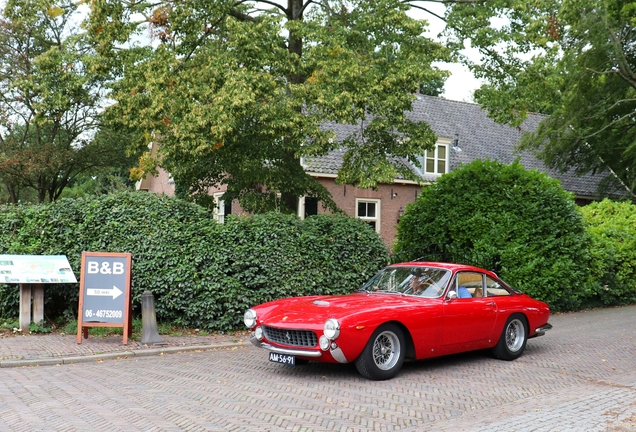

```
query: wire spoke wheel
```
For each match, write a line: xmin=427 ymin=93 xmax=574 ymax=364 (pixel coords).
xmin=372 ymin=331 xmax=400 ymax=370
xmin=355 ymin=323 xmax=406 ymax=380
xmin=506 ymin=318 xmax=525 ymax=352
xmin=492 ymin=313 xmax=527 ymax=361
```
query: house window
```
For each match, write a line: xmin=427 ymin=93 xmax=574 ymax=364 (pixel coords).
xmin=213 ymin=193 xmax=232 ymax=223
xmin=416 ymin=140 xmax=450 ymax=176
xmin=305 ymin=197 xmax=318 ymax=218
xmin=298 ymin=196 xmax=319 ymax=219
xmin=356 ymin=199 xmax=381 ymax=233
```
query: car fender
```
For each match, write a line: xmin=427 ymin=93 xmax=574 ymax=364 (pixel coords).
xmin=336 ymin=303 xmax=443 ymax=362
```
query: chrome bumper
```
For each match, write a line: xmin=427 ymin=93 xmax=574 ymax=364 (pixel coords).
xmin=250 ymin=336 xmax=322 ymax=358
xmin=534 ymin=323 xmax=553 ymax=337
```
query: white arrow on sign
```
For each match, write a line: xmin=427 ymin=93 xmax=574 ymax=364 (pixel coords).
xmin=86 ymin=286 xmax=123 ymax=300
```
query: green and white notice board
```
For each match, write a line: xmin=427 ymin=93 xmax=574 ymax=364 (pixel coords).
xmin=0 ymin=254 xmax=77 ymax=331
xmin=0 ymin=255 xmax=77 ymax=284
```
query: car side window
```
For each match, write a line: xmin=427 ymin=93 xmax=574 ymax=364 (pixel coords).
xmin=486 ymin=276 xmax=511 ymax=296
xmin=455 ymin=272 xmax=484 ymax=298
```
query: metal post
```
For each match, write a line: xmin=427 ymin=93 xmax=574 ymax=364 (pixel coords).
xmin=141 ymin=291 xmax=165 ymax=345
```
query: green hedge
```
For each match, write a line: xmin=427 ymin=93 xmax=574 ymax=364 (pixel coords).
xmin=0 ymin=192 xmax=389 ymax=330
xmin=394 ymin=159 xmax=593 ymax=311
xmin=581 ymin=199 xmax=636 ymax=306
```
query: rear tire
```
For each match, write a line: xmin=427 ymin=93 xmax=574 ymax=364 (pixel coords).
xmin=355 ymin=323 xmax=405 ymax=380
xmin=492 ymin=313 xmax=527 ymax=360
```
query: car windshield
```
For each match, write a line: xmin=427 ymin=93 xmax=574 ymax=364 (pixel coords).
xmin=359 ymin=266 xmax=451 ymax=298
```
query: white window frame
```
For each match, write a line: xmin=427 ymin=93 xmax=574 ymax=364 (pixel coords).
xmin=419 ymin=137 xmax=451 ymax=176
xmin=356 ymin=199 xmax=381 ymax=233
xmin=213 ymin=192 xmax=226 ymax=224
xmin=297 ymin=196 xmax=306 ymax=219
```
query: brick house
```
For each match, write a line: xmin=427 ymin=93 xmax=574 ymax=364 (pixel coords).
xmin=138 ymin=95 xmax=608 ymax=248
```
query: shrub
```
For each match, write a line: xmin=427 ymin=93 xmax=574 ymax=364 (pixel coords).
xmin=0 ymin=192 xmax=388 ymax=330
xmin=394 ymin=159 xmax=592 ymax=311
xmin=581 ymin=199 xmax=636 ymax=306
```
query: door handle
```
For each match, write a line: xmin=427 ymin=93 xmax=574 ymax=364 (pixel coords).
xmin=487 ymin=302 xmax=496 ymax=307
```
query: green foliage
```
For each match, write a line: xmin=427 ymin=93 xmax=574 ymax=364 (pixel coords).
xmin=58 ymin=171 xmax=134 ymax=200
xmin=444 ymin=0 xmax=636 ymax=198
xmin=0 ymin=0 xmax=137 ymax=204
xmin=62 ymin=320 xmax=77 ymax=334
xmin=394 ymin=159 xmax=592 ymax=311
xmin=1 ymin=318 xmax=19 ymax=330
xmin=581 ymin=199 xmax=636 ymax=306
xmin=0 ymin=192 xmax=388 ymax=330
xmin=87 ymin=0 xmax=450 ymax=213
xmin=28 ymin=320 xmax=51 ymax=333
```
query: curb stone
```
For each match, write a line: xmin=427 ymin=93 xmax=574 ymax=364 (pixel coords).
xmin=0 ymin=342 xmax=250 ymax=368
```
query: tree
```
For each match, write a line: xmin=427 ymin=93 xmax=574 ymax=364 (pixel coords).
xmin=394 ymin=159 xmax=593 ymax=311
xmin=443 ymin=0 xmax=636 ymax=199
xmin=0 ymin=0 xmax=130 ymax=203
xmin=86 ymin=0 xmax=451 ymax=213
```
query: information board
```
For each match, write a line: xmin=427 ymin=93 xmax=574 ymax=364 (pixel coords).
xmin=0 ymin=255 xmax=77 ymax=284
xmin=0 ymin=254 xmax=77 ymax=331
xmin=77 ymin=252 xmax=132 ymax=345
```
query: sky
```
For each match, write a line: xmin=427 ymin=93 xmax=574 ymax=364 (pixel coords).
xmin=409 ymin=3 xmax=483 ymax=103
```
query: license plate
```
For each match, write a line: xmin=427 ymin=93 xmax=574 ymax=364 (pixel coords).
xmin=269 ymin=352 xmax=296 ymax=366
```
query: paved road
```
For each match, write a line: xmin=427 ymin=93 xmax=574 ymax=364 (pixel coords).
xmin=1 ymin=306 xmax=635 ymax=431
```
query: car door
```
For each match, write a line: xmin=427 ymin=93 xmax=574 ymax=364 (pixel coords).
xmin=442 ymin=271 xmax=498 ymax=346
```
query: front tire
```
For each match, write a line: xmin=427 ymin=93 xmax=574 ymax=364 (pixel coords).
xmin=355 ymin=323 xmax=405 ymax=380
xmin=492 ymin=314 xmax=527 ymax=360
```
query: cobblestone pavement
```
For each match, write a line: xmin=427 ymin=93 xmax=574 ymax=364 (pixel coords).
xmin=0 ymin=306 xmax=635 ymax=431
xmin=0 ymin=330 xmax=248 ymax=366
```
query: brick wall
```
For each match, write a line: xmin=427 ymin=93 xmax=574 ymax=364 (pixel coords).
xmin=140 ymin=169 xmax=424 ymax=248
xmin=313 ymin=177 xmax=424 ymax=248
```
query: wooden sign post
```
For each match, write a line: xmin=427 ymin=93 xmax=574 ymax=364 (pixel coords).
xmin=77 ymin=252 xmax=132 ymax=345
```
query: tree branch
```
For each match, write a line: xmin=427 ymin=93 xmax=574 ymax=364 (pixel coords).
xmin=300 ymin=0 xmax=315 ymax=16
xmin=581 ymin=112 xmax=634 ymax=139
xmin=236 ymin=0 xmax=288 ymax=15
xmin=606 ymin=17 xmax=636 ymax=89
xmin=586 ymin=142 xmax=636 ymax=199
xmin=404 ymin=3 xmax=447 ymax=22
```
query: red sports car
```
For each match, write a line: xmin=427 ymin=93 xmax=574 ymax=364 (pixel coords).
xmin=244 ymin=262 xmax=552 ymax=380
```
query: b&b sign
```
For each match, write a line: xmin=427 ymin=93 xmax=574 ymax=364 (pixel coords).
xmin=77 ymin=252 xmax=132 ymax=345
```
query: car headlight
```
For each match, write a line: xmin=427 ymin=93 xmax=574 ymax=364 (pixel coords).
xmin=254 ymin=326 xmax=264 ymax=341
xmin=323 ymin=318 xmax=340 ymax=340
xmin=244 ymin=309 xmax=257 ymax=328
xmin=319 ymin=335 xmax=330 ymax=351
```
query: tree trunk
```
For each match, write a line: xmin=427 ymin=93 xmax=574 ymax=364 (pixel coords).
xmin=37 ymin=175 xmax=46 ymax=203
xmin=280 ymin=0 xmax=306 ymax=214
xmin=6 ymin=183 xmax=18 ymax=204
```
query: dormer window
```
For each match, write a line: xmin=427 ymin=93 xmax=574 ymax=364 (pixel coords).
xmin=416 ymin=138 xmax=450 ymax=176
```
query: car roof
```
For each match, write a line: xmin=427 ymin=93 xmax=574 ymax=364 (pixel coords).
xmin=390 ymin=261 xmax=498 ymax=277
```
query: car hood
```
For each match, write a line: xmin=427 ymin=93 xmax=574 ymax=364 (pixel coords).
xmin=255 ymin=292 xmax=429 ymax=328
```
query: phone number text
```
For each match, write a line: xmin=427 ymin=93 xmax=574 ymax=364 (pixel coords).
xmin=84 ymin=309 xmax=123 ymax=319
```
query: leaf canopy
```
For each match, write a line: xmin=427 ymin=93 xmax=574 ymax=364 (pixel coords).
xmin=444 ymin=0 xmax=636 ymax=199
xmin=87 ymin=0 xmax=451 ymax=212
xmin=0 ymin=0 xmax=130 ymax=203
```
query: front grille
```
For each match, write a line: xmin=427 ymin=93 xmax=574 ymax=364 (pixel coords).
xmin=262 ymin=326 xmax=318 ymax=347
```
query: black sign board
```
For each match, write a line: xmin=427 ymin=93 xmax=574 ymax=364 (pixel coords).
xmin=77 ymin=252 xmax=132 ymax=345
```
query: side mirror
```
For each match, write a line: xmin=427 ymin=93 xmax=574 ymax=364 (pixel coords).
xmin=447 ymin=290 xmax=457 ymax=301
